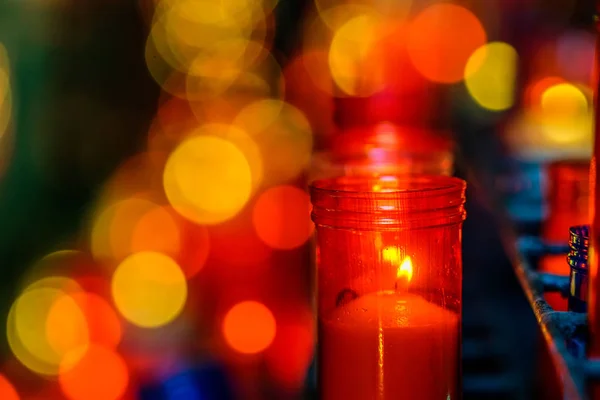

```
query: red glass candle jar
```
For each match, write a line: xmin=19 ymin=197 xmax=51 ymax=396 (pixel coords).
xmin=310 ymin=175 xmax=466 ymax=400
xmin=540 ymin=160 xmax=590 ymax=310
xmin=546 ymin=161 xmax=590 ymax=227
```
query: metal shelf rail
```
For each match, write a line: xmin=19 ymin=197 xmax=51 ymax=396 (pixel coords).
xmin=511 ymin=236 xmax=589 ymax=399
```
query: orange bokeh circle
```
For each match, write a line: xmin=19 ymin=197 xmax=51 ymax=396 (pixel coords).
xmin=223 ymin=301 xmax=276 ymax=354
xmin=407 ymin=4 xmax=487 ymax=83
xmin=253 ymin=186 xmax=314 ymax=250
xmin=59 ymin=345 xmax=128 ymax=400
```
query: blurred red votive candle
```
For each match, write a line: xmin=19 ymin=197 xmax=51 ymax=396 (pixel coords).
xmin=540 ymin=160 xmax=590 ymax=310
xmin=310 ymin=123 xmax=453 ymax=182
xmin=310 ymin=175 xmax=466 ymax=400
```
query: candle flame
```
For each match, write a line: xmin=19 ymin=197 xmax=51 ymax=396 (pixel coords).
xmin=397 ymin=256 xmax=413 ymax=283
xmin=382 ymin=247 xmax=413 ymax=291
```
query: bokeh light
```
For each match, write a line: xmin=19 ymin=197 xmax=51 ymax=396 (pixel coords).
xmin=145 ymin=0 xmax=277 ymax=103
xmin=149 ymin=6 xmax=244 ymax=74
xmin=59 ymin=345 xmax=128 ymax=400
xmin=92 ymin=197 xmax=161 ymax=262
xmin=525 ymin=76 xmax=565 ymax=111
xmin=253 ymin=185 xmax=314 ymax=250
xmin=131 ymin=203 xmax=182 ymax=258
xmin=223 ymin=301 xmax=276 ymax=354
xmin=112 ymin=252 xmax=187 ymax=328
xmin=163 ymin=135 xmax=252 ymax=225
xmin=7 ymin=277 xmax=86 ymax=375
xmin=233 ymin=99 xmax=312 ymax=186
xmin=541 ymin=83 xmax=589 ymax=120
xmin=464 ymin=42 xmax=518 ymax=111
xmin=191 ymin=123 xmax=263 ymax=191
xmin=0 ymin=374 xmax=19 ymax=400
xmin=186 ymin=65 xmax=275 ymax=104
xmin=504 ymin=109 xmax=592 ymax=155
xmin=100 ymin=201 xmax=210 ymax=278
xmin=185 ymin=41 xmax=277 ymax=99
xmin=45 ymin=294 xmax=90 ymax=361
xmin=68 ymin=292 xmax=122 ymax=349
xmin=164 ymin=3 xmax=252 ymax=70
xmin=538 ymin=82 xmax=592 ymax=145
xmin=316 ymin=1 xmax=411 ymax=29
xmin=407 ymin=4 xmax=487 ymax=83
xmin=187 ymin=90 xmax=271 ymax=129
xmin=328 ymin=13 xmax=386 ymax=96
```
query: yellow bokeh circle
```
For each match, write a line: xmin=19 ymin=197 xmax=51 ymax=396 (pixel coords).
xmin=328 ymin=14 xmax=386 ymax=96
xmin=111 ymin=252 xmax=187 ymax=328
xmin=184 ymin=42 xmax=281 ymax=102
xmin=538 ymin=83 xmax=591 ymax=145
xmin=191 ymin=123 xmax=263 ymax=191
xmin=163 ymin=134 xmax=252 ymax=225
xmin=91 ymin=197 xmax=159 ymax=262
xmin=464 ymin=42 xmax=518 ymax=111
xmin=541 ymin=83 xmax=589 ymax=120
xmin=7 ymin=277 xmax=88 ymax=375
xmin=149 ymin=0 xmax=262 ymax=75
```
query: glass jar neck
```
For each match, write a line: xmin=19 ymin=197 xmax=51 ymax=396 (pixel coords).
xmin=310 ymin=175 xmax=466 ymax=231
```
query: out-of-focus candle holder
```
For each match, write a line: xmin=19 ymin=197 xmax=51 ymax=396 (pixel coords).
xmin=548 ymin=161 xmax=590 ymax=222
xmin=310 ymin=175 xmax=466 ymax=400
xmin=311 ymin=84 xmax=453 ymax=182
xmin=310 ymin=123 xmax=453 ymax=182
xmin=501 ymin=109 xmax=592 ymax=228
xmin=540 ymin=160 xmax=590 ymax=310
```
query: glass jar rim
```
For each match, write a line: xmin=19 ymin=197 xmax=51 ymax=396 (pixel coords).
xmin=311 ymin=175 xmax=465 ymax=198
xmin=310 ymin=175 xmax=467 ymax=230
